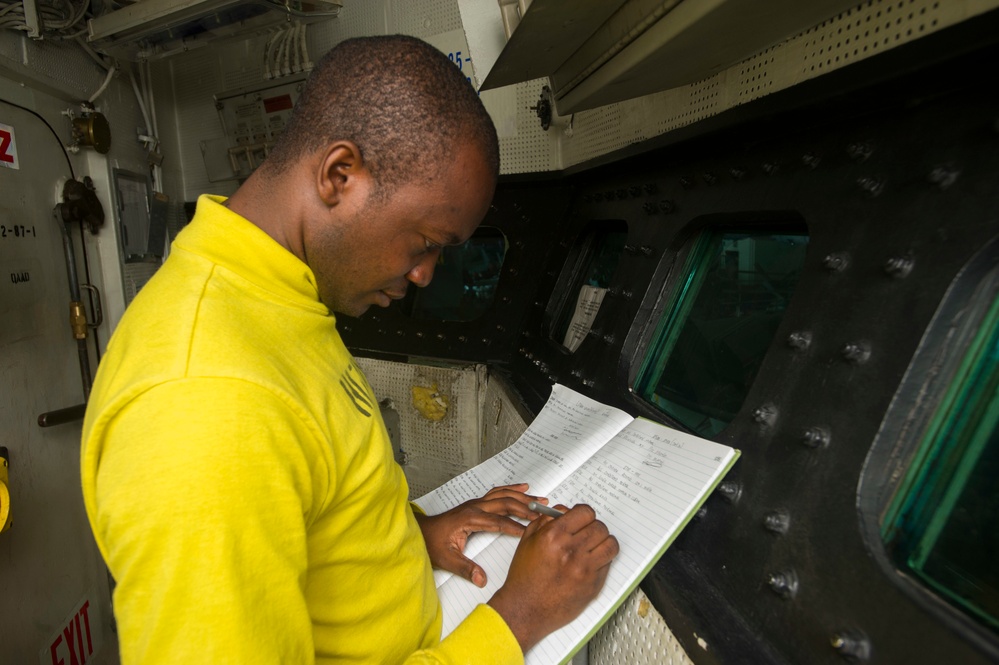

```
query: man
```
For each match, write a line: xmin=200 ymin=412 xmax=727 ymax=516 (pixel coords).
xmin=81 ymin=35 xmax=618 ymax=664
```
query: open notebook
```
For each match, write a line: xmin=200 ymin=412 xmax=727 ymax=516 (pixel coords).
xmin=415 ymin=384 xmax=740 ymax=665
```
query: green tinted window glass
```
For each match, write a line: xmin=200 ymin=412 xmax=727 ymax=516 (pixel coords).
xmin=636 ymin=228 xmax=808 ymax=436
xmin=884 ymin=294 xmax=999 ymax=633
xmin=552 ymin=222 xmax=628 ymax=352
xmin=407 ymin=227 xmax=507 ymax=321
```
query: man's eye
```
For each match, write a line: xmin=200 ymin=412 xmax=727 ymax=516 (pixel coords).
xmin=425 ymin=238 xmax=441 ymax=251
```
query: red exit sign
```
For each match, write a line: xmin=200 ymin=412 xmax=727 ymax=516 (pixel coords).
xmin=41 ymin=594 xmax=103 ymax=665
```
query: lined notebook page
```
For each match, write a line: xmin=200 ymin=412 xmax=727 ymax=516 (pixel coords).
xmin=417 ymin=385 xmax=739 ymax=665
xmin=415 ymin=385 xmax=633 ymax=585
xmin=433 ymin=413 xmax=738 ymax=664
xmin=525 ymin=418 xmax=738 ymax=664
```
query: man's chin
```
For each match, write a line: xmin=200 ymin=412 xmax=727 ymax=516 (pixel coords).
xmin=324 ymin=291 xmax=393 ymax=319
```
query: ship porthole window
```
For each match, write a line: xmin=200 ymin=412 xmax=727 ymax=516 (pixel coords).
xmin=402 ymin=226 xmax=507 ymax=321
xmin=867 ymin=237 xmax=999 ymax=640
xmin=633 ymin=219 xmax=809 ymax=436
xmin=546 ymin=220 xmax=628 ymax=353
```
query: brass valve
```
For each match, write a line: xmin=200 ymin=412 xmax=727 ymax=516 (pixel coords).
xmin=70 ymin=301 xmax=87 ymax=340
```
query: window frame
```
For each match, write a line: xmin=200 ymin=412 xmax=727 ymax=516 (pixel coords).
xmin=857 ymin=235 xmax=999 ymax=656
xmin=628 ymin=212 xmax=809 ymax=436
xmin=543 ymin=219 xmax=629 ymax=352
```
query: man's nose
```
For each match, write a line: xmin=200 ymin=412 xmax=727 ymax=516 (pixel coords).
xmin=406 ymin=253 xmax=438 ymax=288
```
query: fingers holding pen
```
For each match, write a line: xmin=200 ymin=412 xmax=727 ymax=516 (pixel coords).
xmin=476 ymin=483 xmax=551 ymax=521
xmin=489 ymin=503 xmax=620 ymax=653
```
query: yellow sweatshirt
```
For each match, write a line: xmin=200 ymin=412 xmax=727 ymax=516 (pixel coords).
xmin=80 ymin=195 xmax=522 ymax=665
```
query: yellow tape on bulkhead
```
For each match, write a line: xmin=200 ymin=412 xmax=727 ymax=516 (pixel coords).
xmin=0 ymin=456 xmax=10 ymax=533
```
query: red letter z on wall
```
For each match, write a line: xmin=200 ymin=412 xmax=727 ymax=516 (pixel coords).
xmin=0 ymin=124 xmax=20 ymax=169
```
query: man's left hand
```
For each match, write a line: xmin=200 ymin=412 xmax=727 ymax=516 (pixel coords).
xmin=414 ymin=483 xmax=544 ymax=587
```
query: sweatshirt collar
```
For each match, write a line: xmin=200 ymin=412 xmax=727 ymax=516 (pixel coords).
xmin=175 ymin=194 xmax=329 ymax=316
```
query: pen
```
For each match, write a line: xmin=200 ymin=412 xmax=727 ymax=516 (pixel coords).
xmin=528 ymin=501 xmax=564 ymax=518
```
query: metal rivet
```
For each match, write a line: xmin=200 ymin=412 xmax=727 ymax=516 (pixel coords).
xmin=495 ymin=324 xmax=506 ymax=333
xmin=624 ymin=244 xmax=638 ymax=254
xmin=802 ymin=152 xmax=821 ymax=169
xmin=458 ymin=335 xmax=467 ymax=343
xmin=658 ymin=199 xmax=675 ymax=214
xmin=436 ymin=333 xmax=446 ymax=341
xmin=753 ymin=404 xmax=778 ymax=427
xmin=787 ymin=331 xmax=812 ymax=350
xmin=643 ymin=202 xmax=658 ymax=215
xmin=823 ymin=252 xmax=850 ymax=272
xmin=582 ymin=379 xmax=595 ymax=387
xmin=847 ymin=141 xmax=873 ymax=162
xmin=702 ymin=172 xmax=718 ymax=185
xmin=928 ymin=165 xmax=959 ymax=189
xmin=883 ymin=255 xmax=914 ymax=278
xmin=415 ymin=331 xmax=424 ymax=338
xmin=621 ymin=290 xmax=633 ymax=301
xmin=644 ymin=183 xmax=658 ymax=195
xmin=802 ymin=426 xmax=831 ymax=448
xmin=830 ymin=630 xmax=871 ymax=661
xmin=841 ymin=341 xmax=871 ymax=364
xmin=629 ymin=186 xmax=642 ymax=197
xmin=481 ymin=338 xmax=492 ymax=345
xmin=376 ymin=329 xmax=385 ymax=335
xmin=716 ymin=481 xmax=742 ymax=503
xmin=763 ymin=511 xmax=790 ymax=534
xmin=857 ymin=176 xmax=884 ymax=197
xmin=640 ymin=245 xmax=653 ymax=257
xmin=729 ymin=167 xmax=746 ymax=180
xmin=767 ymin=570 xmax=799 ymax=599
xmin=395 ymin=329 xmax=404 ymax=336
xmin=602 ymin=334 xmax=616 ymax=345
xmin=616 ymin=189 xmax=628 ymax=200
xmin=761 ymin=162 xmax=779 ymax=176
xmin=693 ymin=506 xmax=708 ymax=521
xmin=679 ymin=176 xmax=694 ymax=189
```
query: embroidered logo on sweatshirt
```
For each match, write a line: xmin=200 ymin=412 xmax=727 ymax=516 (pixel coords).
xmin=339 ymin=363 xmax=373 ymax=417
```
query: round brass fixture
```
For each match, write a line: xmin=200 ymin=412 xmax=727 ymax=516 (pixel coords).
xmin=72 ymin=112 xmax=111 ymax=154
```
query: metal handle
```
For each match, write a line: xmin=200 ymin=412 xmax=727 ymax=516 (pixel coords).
xmin=81 ymin=283 xmax=103 ymax=328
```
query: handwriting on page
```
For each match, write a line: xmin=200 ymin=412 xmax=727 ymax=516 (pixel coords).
xmin=416 ymin=385 xmax=632 ymax=516
xmin=417 ymin=385 xmax=739 ymax=665
xmin=525 ymin=418 xmax=735 ymax=664
xmin=417 ymin=385 xmax=633 ymax=589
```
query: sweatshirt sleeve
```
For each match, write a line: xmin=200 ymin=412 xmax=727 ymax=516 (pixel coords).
xmin=407 ymin=604 xmax=524 ymax=665
xmin=88 ymin=378 xmax=324 ymax=664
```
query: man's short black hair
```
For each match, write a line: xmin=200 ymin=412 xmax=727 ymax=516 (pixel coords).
xmin=264 ymin=34 xmax=499 ymax=187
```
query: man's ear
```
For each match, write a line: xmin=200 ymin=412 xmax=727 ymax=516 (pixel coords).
xmin=317 ymin=141 xmax=367 ymax=207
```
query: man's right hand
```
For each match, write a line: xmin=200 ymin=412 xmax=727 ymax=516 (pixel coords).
xmin=487 ymin=504 xmax=619 ymax=653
